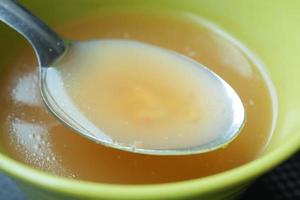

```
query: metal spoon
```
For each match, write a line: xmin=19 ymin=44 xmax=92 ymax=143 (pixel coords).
xmin=0 ymin=0 xmax=245 ymax=155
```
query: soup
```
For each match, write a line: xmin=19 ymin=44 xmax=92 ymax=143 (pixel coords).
xmin=0 ymin=12 xmax=275 ymax=184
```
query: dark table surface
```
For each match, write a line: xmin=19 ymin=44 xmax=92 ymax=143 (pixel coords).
xmin=0 ymin=152 xmax=299 ymax=200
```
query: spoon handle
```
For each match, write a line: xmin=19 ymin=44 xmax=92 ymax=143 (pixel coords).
xmin=0 ymin=0 xmax=66 ymax=67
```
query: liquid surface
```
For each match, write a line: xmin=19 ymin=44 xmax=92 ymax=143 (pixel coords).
xmin=0 ymin=12 xmax=275 ymax=184
xmin=43 ymin=39 xmax=243 ymax=153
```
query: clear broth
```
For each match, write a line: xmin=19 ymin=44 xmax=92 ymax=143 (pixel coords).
xmin=0 ymin=12 xmax=274 ymax=184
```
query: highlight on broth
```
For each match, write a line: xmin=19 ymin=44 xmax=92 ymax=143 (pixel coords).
xmin=0 ymin=12 xmax=275 ymax=184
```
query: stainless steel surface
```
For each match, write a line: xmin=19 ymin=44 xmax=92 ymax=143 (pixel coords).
xmin=0 ymin=0 xmax=66 ymax=67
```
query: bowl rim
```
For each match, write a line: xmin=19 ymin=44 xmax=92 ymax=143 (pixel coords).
xmin=0 ymin=131 xmax=299 ymax=199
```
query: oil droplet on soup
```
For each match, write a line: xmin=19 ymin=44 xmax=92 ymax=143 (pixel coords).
xmin=0 ymin=12 xmax=275 ymax=184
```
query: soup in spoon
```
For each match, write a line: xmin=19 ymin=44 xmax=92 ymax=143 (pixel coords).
xmin=42 ymin=39 xmax=243 ymax=153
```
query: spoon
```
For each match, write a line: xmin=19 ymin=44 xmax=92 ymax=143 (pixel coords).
xmin=0 ymin=0 xmax=245 ymax=155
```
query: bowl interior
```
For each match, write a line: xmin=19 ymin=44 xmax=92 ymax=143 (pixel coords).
xmin=0 ymin=0 xmax=300 ymax=199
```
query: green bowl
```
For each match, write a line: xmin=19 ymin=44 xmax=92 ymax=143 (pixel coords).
xmin=1 ymin=0 xmax=300 ymax=199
